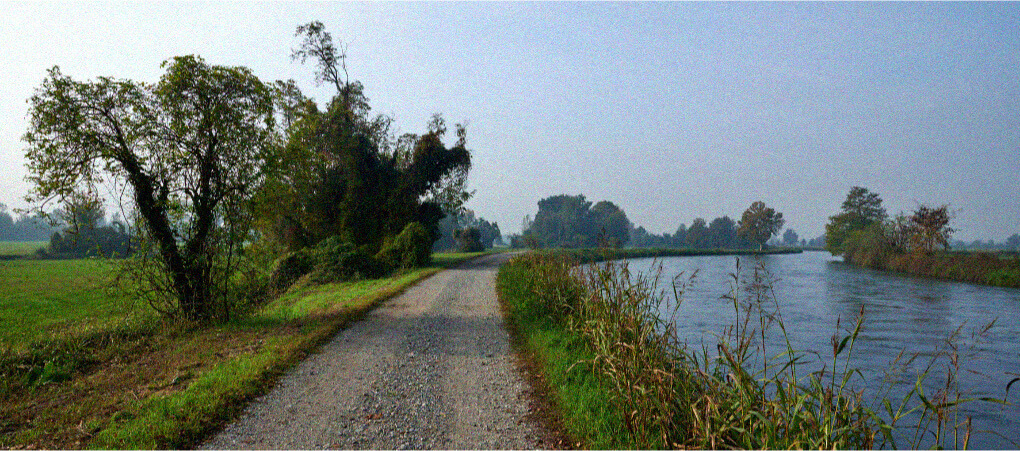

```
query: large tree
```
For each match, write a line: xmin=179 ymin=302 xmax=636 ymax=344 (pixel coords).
xmin=524 ymin=194 xmax=630 ymax=248
xmin=825 ymin=186 xmax=887 ymax=255
xmin=737 ymin=201 xmax=785 ymax=250
xmin=23 ymin=55 xmax=275 ymax=321
xmin=257 ymin=23 xmax=472 ymax=256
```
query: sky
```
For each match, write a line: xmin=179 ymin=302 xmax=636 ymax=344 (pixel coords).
xmin=1 ymin=2 xmax=1018 ymax=242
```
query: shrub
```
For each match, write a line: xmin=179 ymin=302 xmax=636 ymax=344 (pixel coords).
xmin=376 ymin=222 xmax=432 ymax=270
xmin=267 ymin=248 xmax=315 ymax=292
xmin=455 ymin=227 xmax=484 ymax=253
xmin=311 ymin=236 xmax=387 ymax=282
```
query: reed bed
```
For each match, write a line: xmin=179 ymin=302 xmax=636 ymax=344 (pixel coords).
xmin=498 ymin=252 xmax=1013 ymax=449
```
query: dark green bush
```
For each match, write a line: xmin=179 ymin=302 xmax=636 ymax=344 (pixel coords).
xmin=376 ymin=222 xmax=432 ymax=270
xmin=267 ymin=248 xmax=316 ymax=291
xmin=312 ymin=236 xmax=388 ymax=282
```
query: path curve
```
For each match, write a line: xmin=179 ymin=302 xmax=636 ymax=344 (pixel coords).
xmin=202 ymin=253 xmax=546 ymax=449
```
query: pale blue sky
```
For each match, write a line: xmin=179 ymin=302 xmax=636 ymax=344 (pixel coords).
xmin=2 ymin=2 xmax=1018 ymax=242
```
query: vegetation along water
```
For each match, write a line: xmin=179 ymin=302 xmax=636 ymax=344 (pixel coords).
xmin=499 ymin=250 xmax=1019 ymax=449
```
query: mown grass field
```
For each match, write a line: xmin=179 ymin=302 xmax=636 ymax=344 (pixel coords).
xmin=0 ymin=250 xmax=496 ymax=449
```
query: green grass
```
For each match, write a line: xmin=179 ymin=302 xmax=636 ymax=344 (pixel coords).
xmin=497 ymin=253 xmax=986 ymax=449
xmin=1 ymin=251 xmax=487 ymax=449
xmin=0 ymin=240 xmax=48 ymax=257
xmin=0 ymin=259 xmax=150 ymax=349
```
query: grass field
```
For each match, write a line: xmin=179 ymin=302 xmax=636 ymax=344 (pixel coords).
xmin=0 ymin=251 xmax=493 ymax=449
xmin=0 ymin=259 xmax=148 ymax=349
xmin=0 ymin=241 xmax=48 ymax=257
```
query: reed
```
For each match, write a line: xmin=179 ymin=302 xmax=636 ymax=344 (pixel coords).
xmin=498 ymin=252 xmax=1013 ymax=449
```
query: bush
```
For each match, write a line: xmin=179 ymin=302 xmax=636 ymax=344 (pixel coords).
xmin=267 ymin=248 xmax=316 ymax=292
xmin=455 ymin=227 xmax=484 ymax=252
xmin=376 ymin=222 xmax=432 ymax=270
xmin=311 ymin=236 xmax=388 ymax=282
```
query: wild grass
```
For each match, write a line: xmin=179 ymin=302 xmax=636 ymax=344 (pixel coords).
xmin=497 ymin=252 xmax=1013 ymax=449
xmin=0 ymin=251 xmax=488 ymax=449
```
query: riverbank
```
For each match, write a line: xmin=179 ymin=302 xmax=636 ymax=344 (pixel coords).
xmin=844 ymin=248 xmax=1020 ymax=288
xmin=496 ymin=252 xmax=995 ymax=449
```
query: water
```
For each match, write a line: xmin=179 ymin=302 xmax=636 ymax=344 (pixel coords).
xmin=625 ymin=251 xmax=1020 ymax=449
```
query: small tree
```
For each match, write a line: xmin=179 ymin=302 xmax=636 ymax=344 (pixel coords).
xmin=826 ymin=187 xmax=887 ymax=256
xmin=908 ymin=204 xmax=954 ymax=253
xmin=23 ymin=56 xmax=275 ymax=321
xmin=737 ymin=201 xmax=785 ymax=250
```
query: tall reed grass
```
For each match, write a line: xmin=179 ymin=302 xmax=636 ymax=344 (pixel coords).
xmin=499 ymin=252 xmax=1015 ymax=449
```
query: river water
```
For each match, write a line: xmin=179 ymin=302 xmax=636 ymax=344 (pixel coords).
xmin=624 ymin=251 xmax=1020 ymax=449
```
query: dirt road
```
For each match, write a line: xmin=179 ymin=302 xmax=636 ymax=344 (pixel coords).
xmin=202 ymin=252 xmax=546 ymax=449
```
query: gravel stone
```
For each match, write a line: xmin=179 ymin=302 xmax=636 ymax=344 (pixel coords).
xmin=202 ymin=253 xmax=545 ymax=449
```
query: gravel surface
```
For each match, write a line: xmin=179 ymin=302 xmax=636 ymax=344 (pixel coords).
xmin=202 ymin=253 xmax=547 ymax=449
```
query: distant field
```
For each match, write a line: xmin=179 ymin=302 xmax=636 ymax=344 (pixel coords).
xmin=0 ymin=259 xmax=147 ymax=349
xmin=0 ymin=241 xmax=48 ymax=257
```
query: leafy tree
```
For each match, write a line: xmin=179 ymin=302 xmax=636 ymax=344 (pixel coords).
xmin=782 ymin=228 xmax=799 ymax=246
xmin=454 ymin=227 xmax=484 ymax=252
xmin=523 ymin=194 xmax=630 ymax=248
xmin=258 ymin=23 xmax=472 ymax=257
xmin=908 ymin=204 xmax=954 ymax=253
xmin=23 ymin=55 xmax=275 ymax=321
xmin=48 ymin=198 xmax=132 ymax=258
xmin=737 ymin=201 xmax=785 ymax=250
xmin=826 ymin=187 xmax=887 ymax=255
xmin=708 ymin=216 xmax=737 ymax=249
xmin=0 ymin=204 xmax=13 ymax=240
xmin=685 ymin=218 xmax=710 ymax=249
xmin=1007 ymin=233 xmax=1020 ymax=251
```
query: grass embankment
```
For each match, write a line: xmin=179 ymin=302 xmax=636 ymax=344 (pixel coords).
xmin=0 ymin=251 xmax=492 ymax=449
xmin=498 ymin=252 xmax=983 ymax=449
xmin=847 ymin=249 xmax=1020 ymax=288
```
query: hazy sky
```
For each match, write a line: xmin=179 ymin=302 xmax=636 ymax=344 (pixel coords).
xmin=2 ymin=2 xmax=1018 ymax=242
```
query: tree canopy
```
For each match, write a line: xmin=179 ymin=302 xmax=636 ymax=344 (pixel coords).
xmin=825 ymin=186 xmax=887 ymax=255
xmin=737 ymin=201 xmax=785 ymax=250
xmin=522 ymin=194 xmax=630 ymax=248
xmin=23 ymin=55 xmax=276 ymax=321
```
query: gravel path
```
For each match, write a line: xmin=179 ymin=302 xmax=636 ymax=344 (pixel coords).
xmin=202 ymin=253 xmax=547 ymax=449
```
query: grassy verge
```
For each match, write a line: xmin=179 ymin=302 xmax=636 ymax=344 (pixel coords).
xmin=497 ymin=253 xmax=995 ymax=449
xmin=0 ymin=251 xmax=487 ymax=449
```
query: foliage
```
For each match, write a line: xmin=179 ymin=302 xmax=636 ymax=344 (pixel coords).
xmin=433 ymin=210 xmax=501 ymax=251
xmin=737 ymin=201 xmax=785 ymax=250
xmin=908 ymin=204 xmax=954 ymax=253
xmin=498 ymin=253 xmax=1006 ymax=449
xmin=375 ymin=222 xmax=433 ymax=270
xmin=46 ymin=200 xmax=132 ymax=258
xmin=782 ymin=228 xmax=799 ymax=246
xmin=522 ymin=194 xmax=630 ymax=248
xmin=826 ymin=186 xmax=887 ymax=255
xmin=454 ymin=227 xmax=484 ymax=253
xmin=255 ymin=23 xmax=472 ymax=257
xmin=309 ymin=236 xmax=388 ymax=282
xmin=0 ymin=203 xmax=61 ymax=241
xmin=23 ymin=55 xmax=275 ymax=322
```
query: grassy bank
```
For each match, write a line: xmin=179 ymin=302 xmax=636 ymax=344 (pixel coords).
xmin=498 ymin=252 xmax=992 ymax=449
xmin=845 ymin=248 xmax=1020 ymax=288
xmin=0 ymin=251 xmax=489 ymax=449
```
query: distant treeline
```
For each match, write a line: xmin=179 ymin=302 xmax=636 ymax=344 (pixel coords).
xmin=509 ymin=193 xmax=818 ymax=251
xmin=0 ymin=205 xmax=60 ymax=241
